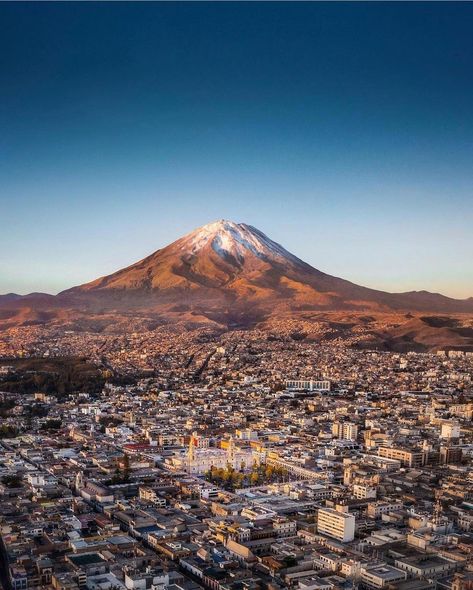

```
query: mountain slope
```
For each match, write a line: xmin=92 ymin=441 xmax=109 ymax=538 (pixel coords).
xmin=62 ymin=219 xmax=473 ymax=316
xmin=1 ymin=220 xmax=472 ymax=340
xmin=65 ymin=220 xmax=315 ymax=294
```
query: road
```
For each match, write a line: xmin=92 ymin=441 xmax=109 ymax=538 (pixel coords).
xmin=0 ymin=534 xmax=13 ymax=590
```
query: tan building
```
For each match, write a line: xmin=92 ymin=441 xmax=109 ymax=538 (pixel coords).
xmin=378 ymin=447 xmax=426 ymax=468
xmin=333 ymin=421 xmax=359 ymax=441
xmin=367 ymin=501 xmax=403 ymax=519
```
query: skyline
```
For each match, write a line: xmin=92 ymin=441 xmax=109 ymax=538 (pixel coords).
xmin=1 ymin=2 xmax=473 ymax=298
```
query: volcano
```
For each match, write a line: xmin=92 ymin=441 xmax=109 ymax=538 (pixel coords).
xmin=2 ymin=220 xmax=473 ymax=332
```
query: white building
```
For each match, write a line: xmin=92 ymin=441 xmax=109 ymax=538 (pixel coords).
xmin=169 ymin=436 xmax=256 ymax=475
xmin=273 ymin=517 xmax=297 ymax=538
xmin=317 ymin=507 xmax=355 ymax=542
xmin=332 ymin=421 xmax=359 ymax=441
xmin=360 ymin=565 xmax=406 ymax=588
xmin=353 ymin=484 xmax=376 ymax=499
xmin=124 ymin=567 xmax=168 ymax=590
xmin=236 ymin=428 xmax=258 ymax=441
xmin=441 ymin=421 xmax=460 ymax=439
xmin=286 ymin=379 xmax=331 ymax=392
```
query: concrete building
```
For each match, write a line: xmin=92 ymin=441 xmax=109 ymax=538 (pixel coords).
xmin=367 ymin=501 xmax=403 ymax=519
xmin=353 ymin=484 xmax=377 ymax=499
xmin=441 ymin=422 xmax=460 ymax=440
xmin=360 ymin=565 xmax=407 ymax=589
xmin=317 ymin=507 xmax=355 ymax=542
xmin=378 ymin=447 xmax=426 ymax=468
xmin=332 ymin=421 xmax=359 ymax=441
xmin=286 ymin=379 xmax=331 ymax=392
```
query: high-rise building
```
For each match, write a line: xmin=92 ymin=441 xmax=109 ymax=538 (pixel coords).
xmin=317 ymin=507 xmax=355 ymax=542
xmin=332 ymin=421 xmax=359 ymax=441
xmin=440 ymin=445 xmax=463 ymax=465
xmin=441 ymin=422 xmax=460 ymax=440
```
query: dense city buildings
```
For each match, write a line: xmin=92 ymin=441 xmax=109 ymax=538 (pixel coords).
xmin=3 ymin=1 xmax=473 ymax=590
xmin=1 ymin=327 xmax=473 ymax=590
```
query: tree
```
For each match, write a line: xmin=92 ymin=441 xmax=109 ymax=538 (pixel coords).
xmin=99 ymin=416 xmax=123 ymax=428
xmin=233 ymin=473 xmax=244 ymax=489
xmin=283 ymin=556 xmax=297 ymax=568
xmin=0 ymin=399 xmax=15 ymax=418
xmin=250 ymin=471 xmax=259 ymax=486
xmin=0 ymin=425 xmax=18 ymax=438
xmin=41 ymin=419 xmax=62 ymax=430
xmin=2 ymin=474 xmax=22 ymax=488
xmin=29 ymin=404 xmax=49 ymax=418
xmin=222 ymin=464 xmax=235 ymax=485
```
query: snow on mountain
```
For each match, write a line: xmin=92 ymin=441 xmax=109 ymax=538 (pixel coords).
xmin=181 ymin=220 xmax=302 ymax=265
xmin=2 ymin=219 xmax=472 ymax=346
xmin=54 ymin=219 xmax=473 ymax=321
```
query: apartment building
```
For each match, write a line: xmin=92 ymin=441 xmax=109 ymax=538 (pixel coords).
xmin=317 ymin=507 xmax=355 ymax=542
xmin=333 ymin=421 xmax=359 ymax=441
xmin=378 ymin=447 xmax=426 ymax=468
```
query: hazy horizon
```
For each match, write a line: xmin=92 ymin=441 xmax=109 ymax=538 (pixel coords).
xmin=1 ymin=3 xmax=472 ymax=298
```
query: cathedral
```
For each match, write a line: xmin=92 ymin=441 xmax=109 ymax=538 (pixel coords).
xmin=169 ymin=433 xmax=257 ymax=475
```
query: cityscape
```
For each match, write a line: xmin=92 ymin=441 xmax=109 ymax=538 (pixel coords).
xmin=1 ymin=3 xmax=473 ymax=590
xmin=1 ymin=326 xmax=473 ymax=590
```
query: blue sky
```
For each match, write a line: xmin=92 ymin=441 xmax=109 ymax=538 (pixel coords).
xmin=1 ymin=2 xmax=472 ymax=297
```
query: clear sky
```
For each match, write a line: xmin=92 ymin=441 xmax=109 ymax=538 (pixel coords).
xmin=1 ymin=2 xmax=472 ymax=298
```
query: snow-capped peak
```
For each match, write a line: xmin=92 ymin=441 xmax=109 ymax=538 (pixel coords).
xmin=181 ymin=219 xmax=301 ymax=265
